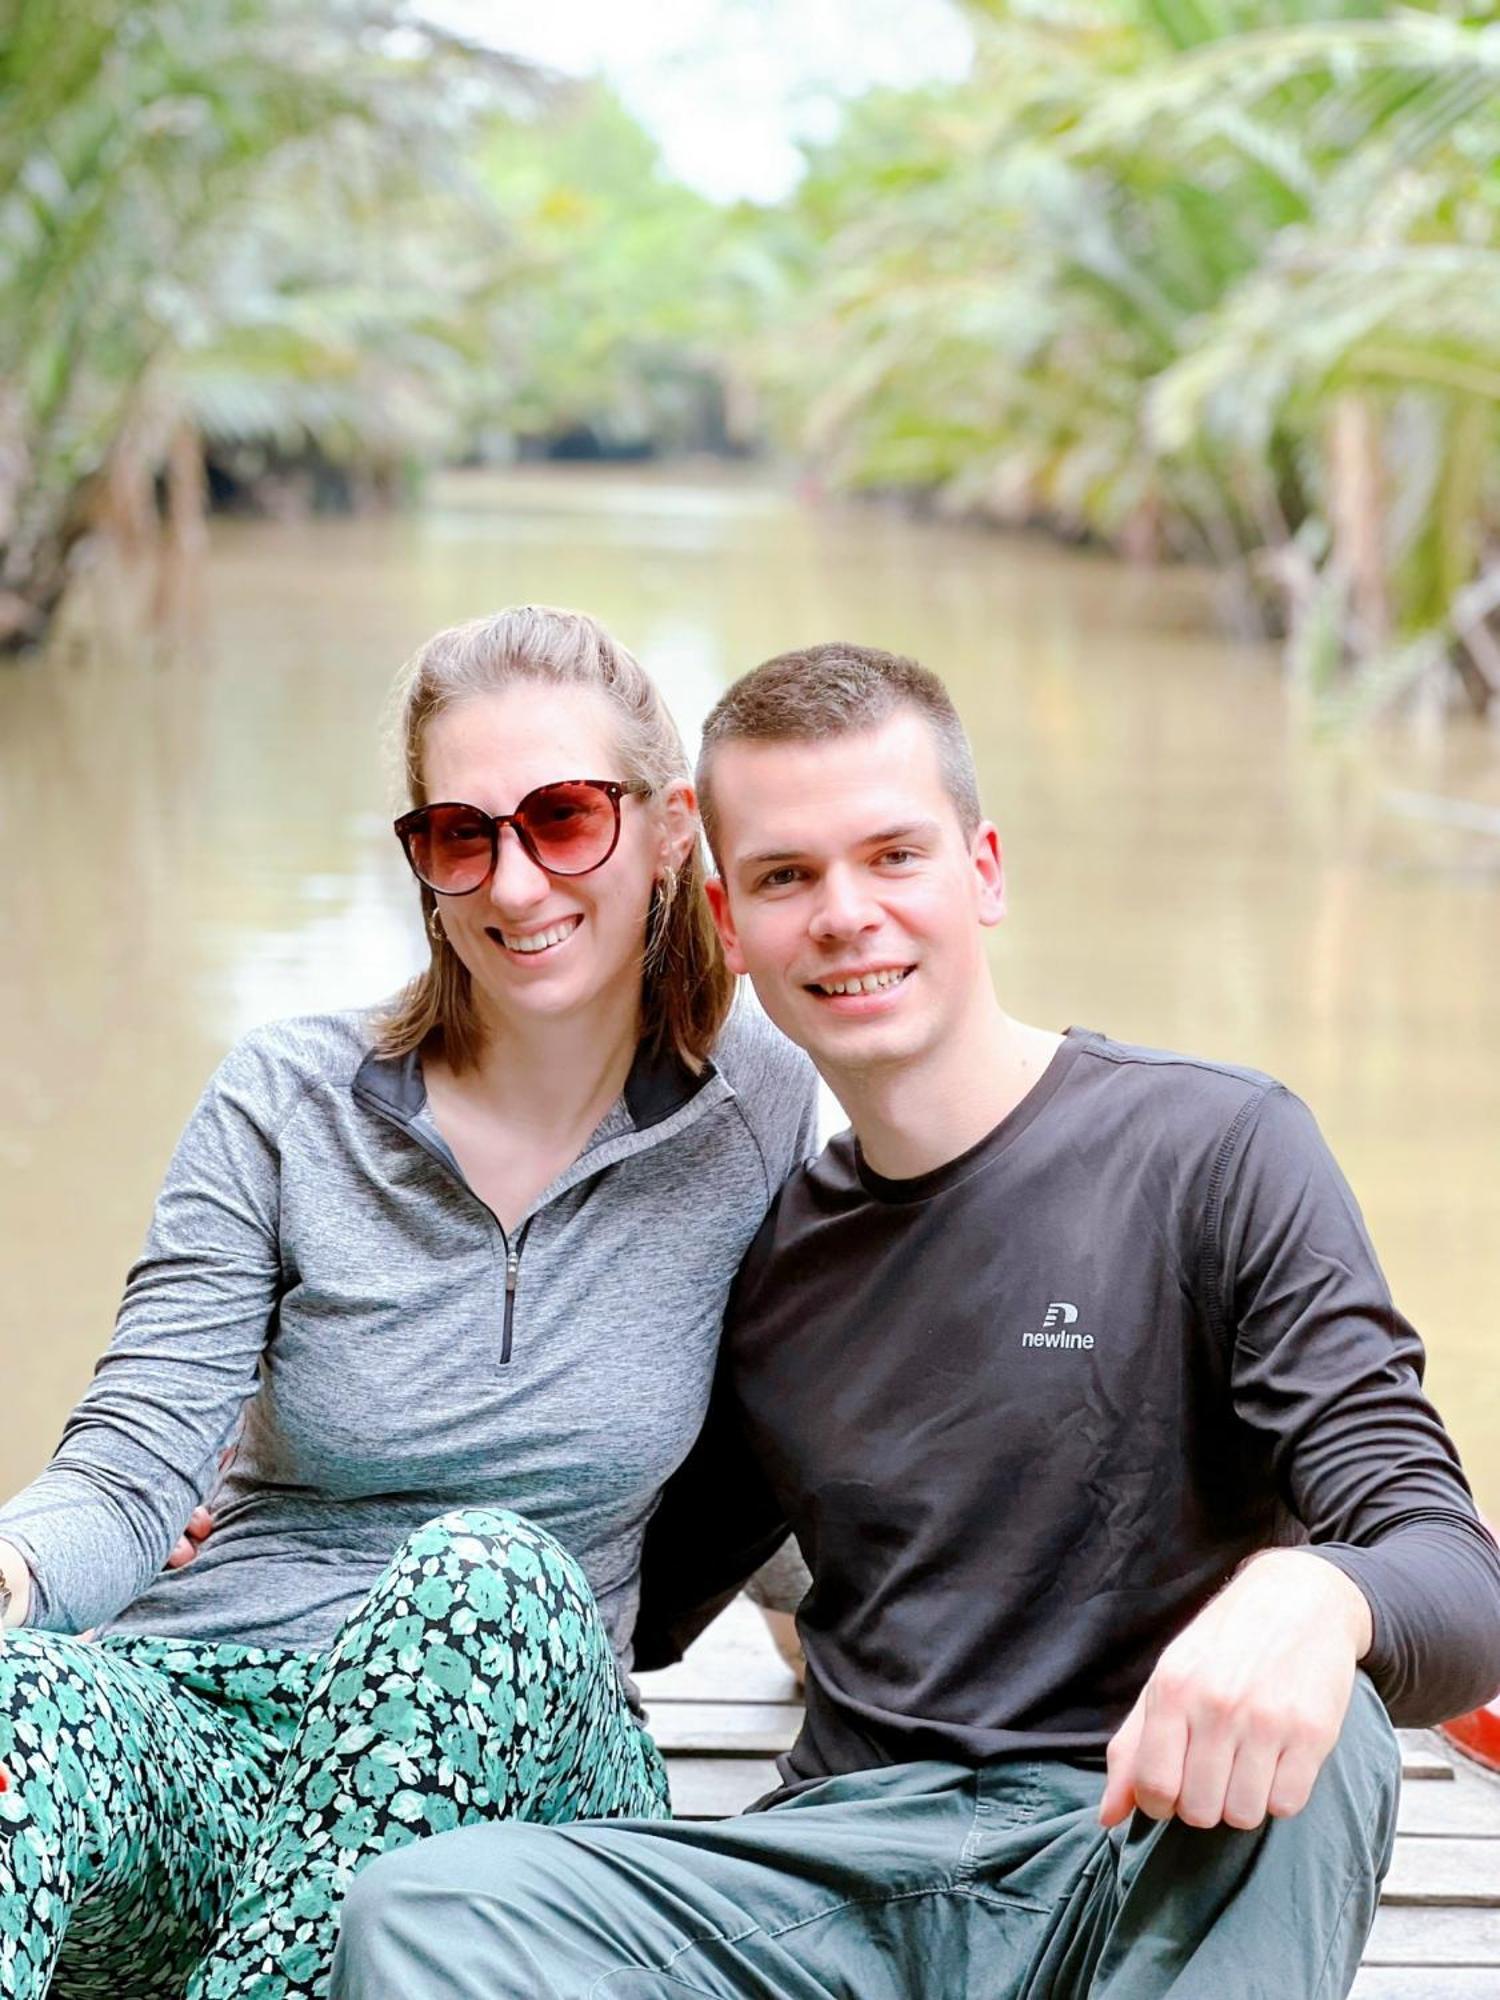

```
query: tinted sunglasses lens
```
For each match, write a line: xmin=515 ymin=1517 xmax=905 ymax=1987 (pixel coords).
xmin=407 ymin=806 xmax=493 ymax=891
xmin=517 ymin=783 xmax=618 ymax=873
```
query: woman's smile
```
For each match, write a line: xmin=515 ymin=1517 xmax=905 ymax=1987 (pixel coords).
xmin=485 ymin=914 xmax=584 ymax=959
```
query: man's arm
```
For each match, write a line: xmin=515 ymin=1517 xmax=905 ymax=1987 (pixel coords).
xmin=632 ymin=1353 xmax=791 ymax=1673
xmin=1102 ymin=1083 xmax=1500 ymax=1830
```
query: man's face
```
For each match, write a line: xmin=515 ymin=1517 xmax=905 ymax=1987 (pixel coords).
xmin=705 ymin=710 xmax=1005 ymax=1080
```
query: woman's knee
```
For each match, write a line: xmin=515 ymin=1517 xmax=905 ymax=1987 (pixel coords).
xmin=384 ymin=1509 xmax=592 ymax=1622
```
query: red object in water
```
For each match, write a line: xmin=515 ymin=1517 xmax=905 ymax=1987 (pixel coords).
xmin=1438 ymin=1514 xmax=1500 ymax=1773
xmin=1442 ymin=1699 xmax=1500 ymax=1772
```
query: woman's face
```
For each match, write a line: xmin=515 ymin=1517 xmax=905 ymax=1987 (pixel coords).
xmin=420 ymin=682 xmax=685 ymax=1040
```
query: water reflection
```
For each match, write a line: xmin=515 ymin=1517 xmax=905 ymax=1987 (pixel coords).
xmin=1 ymin=467 xmax=1496 ymax=1511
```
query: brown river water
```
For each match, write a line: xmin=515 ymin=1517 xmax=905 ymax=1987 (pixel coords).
xmin=2 ymin=466 xmax=1497 ymax=1521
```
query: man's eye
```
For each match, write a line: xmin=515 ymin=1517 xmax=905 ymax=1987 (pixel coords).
xmin=878 ymin=848 xmax=918 ymax=866
xmin=756 ymin=867 xmax=803 ymax=891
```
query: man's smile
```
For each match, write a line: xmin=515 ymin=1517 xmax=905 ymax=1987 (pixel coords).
xmin=805 ymin=965 xmax=915 ymax=999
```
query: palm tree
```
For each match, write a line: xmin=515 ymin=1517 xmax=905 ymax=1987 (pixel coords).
xmin=0 ymin=0 xmax=536 ymax=649
xmin=766 ymin=1 xmax=1500 ymax=714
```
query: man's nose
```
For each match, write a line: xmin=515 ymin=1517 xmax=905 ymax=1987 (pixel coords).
xmin=486 ymin=825 xmax=552 ymax=913
xmin=810 ymin=866 xmax=879 ymax=940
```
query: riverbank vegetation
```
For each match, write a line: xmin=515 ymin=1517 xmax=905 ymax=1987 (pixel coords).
xmin=4 ymin=0 xmax=1497 ymax=722
xmin=764 ymin=1 xmax=1500 ymax=718
xmin=0 ymin=0 xmax=533 ymax=647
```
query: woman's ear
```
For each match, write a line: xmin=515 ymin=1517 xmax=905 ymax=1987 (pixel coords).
xmin=658 ymin=780 xmax=701 ymax=875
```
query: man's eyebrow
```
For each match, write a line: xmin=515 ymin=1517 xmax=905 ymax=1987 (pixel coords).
xmin=737 ymin=821 xmax=943 ymax=872
xmin=863 ymin=820 xmax=943 ymax=846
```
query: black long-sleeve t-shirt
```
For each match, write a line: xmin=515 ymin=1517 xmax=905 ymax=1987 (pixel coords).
xmin=641 ymin=1028 xmax=1500 ymax=1784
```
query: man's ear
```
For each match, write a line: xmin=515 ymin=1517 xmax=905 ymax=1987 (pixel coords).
xmin=704 ymin=874 xmax=748 ymax=976
xmin=972 ymin=822 xmax=1006 ymax=927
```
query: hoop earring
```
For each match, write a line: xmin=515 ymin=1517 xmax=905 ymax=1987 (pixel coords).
xmin=428 ymin=907 xmax=446 ymax=947
xmin=646 ymin=865 xmax=679 ymax=968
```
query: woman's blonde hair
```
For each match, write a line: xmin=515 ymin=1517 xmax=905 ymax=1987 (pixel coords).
xmin=376 ymin=605 xmax=734 ymax=1073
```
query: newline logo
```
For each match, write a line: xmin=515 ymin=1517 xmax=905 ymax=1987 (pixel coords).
xmin=1021 ymin=1302 xmax=1094 ymax=1351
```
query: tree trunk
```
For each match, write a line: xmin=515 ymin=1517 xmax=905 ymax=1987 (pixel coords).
xmin=1326 ymin=395 xmax=1390 ymax=657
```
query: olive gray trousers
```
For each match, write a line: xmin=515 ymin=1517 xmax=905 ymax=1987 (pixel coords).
xmin=329 ymin=1674 xmax=1400 ymax=2000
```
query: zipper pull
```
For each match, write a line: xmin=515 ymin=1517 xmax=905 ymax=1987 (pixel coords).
xmin=501 ymin=1245 xmax=522 ymax=1365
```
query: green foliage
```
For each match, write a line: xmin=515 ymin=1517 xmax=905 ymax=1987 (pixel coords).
xmin=768 ymin=1 xmax=1500 ymax=713
xmin=471 ymin=84 xmax=749 ymax=447
xmin=7 ymin=0 xmax=1499 ymax=716
xmin=0 ymin=0 xmax=531 ymax=642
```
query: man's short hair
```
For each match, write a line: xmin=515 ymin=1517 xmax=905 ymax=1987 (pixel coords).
xmin=696 ymin=642 xmax=983 ymax=855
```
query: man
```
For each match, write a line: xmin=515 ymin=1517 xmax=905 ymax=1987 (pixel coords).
xmin=333 ymin=644 xmax=1500 ymax=1998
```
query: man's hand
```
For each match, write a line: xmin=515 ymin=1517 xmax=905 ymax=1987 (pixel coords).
xmin=163 ymin=1443 xmax=234 ymax=1573
xmin=165 ymin=1504 xmax=214 ymax=1571
xmin=1099 ymin=1550 xmax=1373 ymax=1833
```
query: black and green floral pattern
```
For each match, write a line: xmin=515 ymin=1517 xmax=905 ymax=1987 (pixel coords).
xmin=0 ymin=1509 xmax=668 ymax=1999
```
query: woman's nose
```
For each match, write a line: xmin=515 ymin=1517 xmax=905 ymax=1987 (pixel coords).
xmin=486 ymin=825 xmax=553 ymax=913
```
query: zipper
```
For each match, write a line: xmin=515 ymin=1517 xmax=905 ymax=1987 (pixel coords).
xmin=351 ymin=1085 xmax=537 ymax=1369
xmin=500 ymin=1218 xmax=533 ymax=1365
xmin=352 ymin=1062 xmax=725 ymax=1367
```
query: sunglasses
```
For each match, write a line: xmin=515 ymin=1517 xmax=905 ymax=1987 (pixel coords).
xmin=394 ymin=779 xmax=652 ymax=895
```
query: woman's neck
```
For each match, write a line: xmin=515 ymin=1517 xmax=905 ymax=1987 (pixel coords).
xmin=457 ymin=993 xmax=643 ymax=1138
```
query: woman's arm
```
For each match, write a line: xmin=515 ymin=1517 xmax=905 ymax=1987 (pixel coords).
xmin=0 ymin=1033 xmax=290 ymax=1633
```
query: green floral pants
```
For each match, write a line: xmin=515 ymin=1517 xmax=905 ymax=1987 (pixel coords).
xmin=0 ymin=1508 xmax=669 ymax=1999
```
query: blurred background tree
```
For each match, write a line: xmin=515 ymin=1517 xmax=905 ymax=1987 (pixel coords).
xmin=766 ymin=0 xmax=1500 ymax=718
xmin=0 ymin=0 xmax=532 ymax=646
xmin=4 ymin=0 xmax=1498 ymax=722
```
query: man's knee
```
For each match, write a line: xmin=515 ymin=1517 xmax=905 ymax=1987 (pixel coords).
xmin=1314 ymin=1671 xmax=1401 ymax=1871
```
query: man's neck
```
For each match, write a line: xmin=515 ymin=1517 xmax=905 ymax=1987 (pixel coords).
xmin=829 ymin=1003 xmax=1065 ymax=1182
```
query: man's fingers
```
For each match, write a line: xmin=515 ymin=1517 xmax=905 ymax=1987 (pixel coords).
xmin=1175 ymin=1720 xmax=1237 ymax=1830
xmin=1266 ymin=1735 xmax=1330 ymax=1820
xmin=1099 ymin=1698 xmax=1145 ymax=1827
xmin=1129 ymin=1700 xmax=1190 ymax=1821
xmin=164 ymin=1505 xmax=216 ymax=1571
xmin=1219 ymin=1732 xmax=1282 ymax=1831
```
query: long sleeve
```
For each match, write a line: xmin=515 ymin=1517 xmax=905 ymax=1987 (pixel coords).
xmin=1214 ymin=1084 xmax=1500 ymax=1725
xmin=0 ymin=1037 xmax=288 ymax=1632
xmin=630 ymin=998 xmax=815 ymax=1672
xmin=632 ymin=1347 xmax=791 ymax=1673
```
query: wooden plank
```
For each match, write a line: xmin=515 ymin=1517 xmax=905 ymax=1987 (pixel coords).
xmin=1353 ymin=1972 xmax=1500 ymax=1998
xmin=1382 ymin=1836 xmax=1500 ymax=1906
xmin=1365 ymin=1904 xmax=1500 ymax=1966
xmin=1397 ymin=1772 xmax=1500 ymax=1837
xmin=648 ymin=1699 xmax=801 ymax=1756
xmin=637 ymin=1596 xmax=801 ymax=1706
xmin=665 ymin=1756 xmax=781 ymax=1821
xmin=1398 ymin=1730 xmax=1456 ymax=1782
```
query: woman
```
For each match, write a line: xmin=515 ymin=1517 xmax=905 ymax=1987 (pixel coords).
xmin=0 ymin=606 xmax=817 ymax=1999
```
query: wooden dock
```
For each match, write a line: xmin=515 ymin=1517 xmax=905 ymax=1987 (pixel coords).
xmin=638 ymin=1599 xmax=1500 ymax=1997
